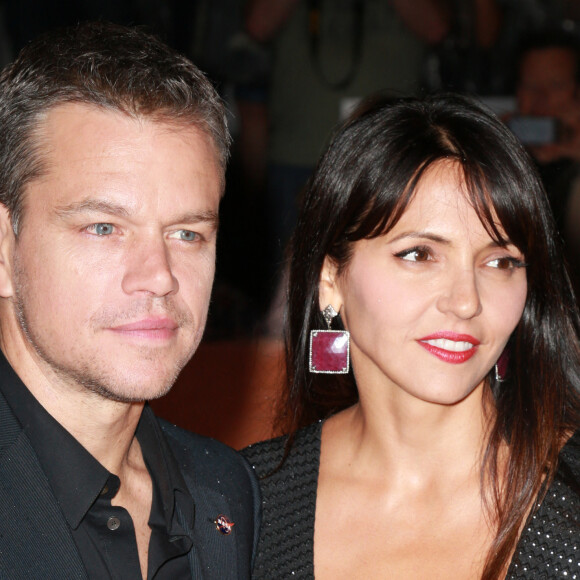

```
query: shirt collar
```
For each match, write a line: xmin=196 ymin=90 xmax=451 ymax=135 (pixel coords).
xmin=0 ymin=352 xmax=193 ymax=535
xmin=138 ymin=405 xmax=194 ymax=535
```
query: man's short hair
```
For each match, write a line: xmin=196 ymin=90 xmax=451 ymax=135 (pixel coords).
xmin=0 ymin=20 xmax=231 ymax=233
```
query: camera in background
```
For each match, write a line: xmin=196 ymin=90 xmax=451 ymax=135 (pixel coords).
xmin=507 ymin=115 xmax=560 ymax=146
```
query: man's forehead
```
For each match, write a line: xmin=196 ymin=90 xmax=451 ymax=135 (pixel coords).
xmin=30 ymin=102 xmax=221 ymax=181
xmin=19 ymin=102 xmax=223 ymax=219
xmin=35 ymin=102 xmax=219 ymax=165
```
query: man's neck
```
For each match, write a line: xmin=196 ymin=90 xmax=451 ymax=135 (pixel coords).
xmin=0 ymin=336 xmax=145 ymax=474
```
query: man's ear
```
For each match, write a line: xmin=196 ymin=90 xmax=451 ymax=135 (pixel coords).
xmin=0 ymin=205 xmax=15 ymax=298
xmin=318 ymin=256 xmax=343 ymax=313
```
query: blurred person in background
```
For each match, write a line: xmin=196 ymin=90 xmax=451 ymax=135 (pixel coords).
xmin=513 ymin=29 xmax=580 ymax=294
xmin=244 ymin=0 xmax=451 ymax=332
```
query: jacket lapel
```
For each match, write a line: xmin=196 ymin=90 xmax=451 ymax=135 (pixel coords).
xmin=0 ymin=395 xmax=88 ymax=579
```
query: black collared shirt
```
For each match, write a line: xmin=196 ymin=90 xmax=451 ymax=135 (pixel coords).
xmin=0 ymin=354 xmax=195 ymax=579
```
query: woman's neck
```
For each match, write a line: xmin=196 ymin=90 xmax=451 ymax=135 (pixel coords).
xmin=322 ymin=382 xmax=493 ymax=490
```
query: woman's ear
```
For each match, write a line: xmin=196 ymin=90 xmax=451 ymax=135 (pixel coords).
xmin=0 ymin=205 xmax=15 ymax=298
xmin=318 ymin=256 xmax=343 ymax=313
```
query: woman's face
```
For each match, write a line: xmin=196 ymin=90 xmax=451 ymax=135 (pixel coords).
xmin=319 ymin=161 xmax=528 ymax=406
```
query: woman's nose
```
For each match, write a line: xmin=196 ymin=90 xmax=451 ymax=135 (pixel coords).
xmin=436 ymin=267 xmax=482 ymax=320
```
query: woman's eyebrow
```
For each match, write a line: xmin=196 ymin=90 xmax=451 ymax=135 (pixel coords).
xmin=387 ymin=231 xmax=451 ymax=245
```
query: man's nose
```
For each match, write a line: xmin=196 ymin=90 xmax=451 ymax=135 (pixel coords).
xmin=121 ymin=235 xmax=178 ymax=297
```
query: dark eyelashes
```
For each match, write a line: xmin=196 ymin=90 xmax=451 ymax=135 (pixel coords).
xmin=504 ymin=257 xmax=528 ymax=269
xmin=393 ymin=245 xmax=431 ymax=259
xmin=392 ymin=246 xmax=527 ymax=268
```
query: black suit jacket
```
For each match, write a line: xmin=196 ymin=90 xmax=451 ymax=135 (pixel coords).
xmin=0 ymin=388 xmax=260 ymax=579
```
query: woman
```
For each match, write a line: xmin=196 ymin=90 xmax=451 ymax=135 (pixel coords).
xmin=242 ymin=94 xmax=580 ymax=579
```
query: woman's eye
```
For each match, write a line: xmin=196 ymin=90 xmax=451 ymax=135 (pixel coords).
xmin=487 ymin=256 xmax=526 ymax=270
xmin=396 ymin=247 xmax=431 ymax=262
xmin=87 ymin=223 xmax=114 ymax=236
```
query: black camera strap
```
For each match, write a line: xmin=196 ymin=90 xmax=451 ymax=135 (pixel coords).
xmin=307 ymin=0 xmax=365 ymax=91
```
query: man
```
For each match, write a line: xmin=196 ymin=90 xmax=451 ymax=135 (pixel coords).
xmin=0 ymin=21 xmax=259 ymax=579
xmin=515 ymin=29 xmax=580 ymax=295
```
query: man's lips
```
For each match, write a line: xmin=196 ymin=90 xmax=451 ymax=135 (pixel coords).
xmin=108 ymin=318 xmax=178 ymax=340
xmin=417 ymin=332 xmax=480 ymax=364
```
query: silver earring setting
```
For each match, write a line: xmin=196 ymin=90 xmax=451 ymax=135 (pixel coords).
xmin=309 ymin=305 xmax=350 ymax=374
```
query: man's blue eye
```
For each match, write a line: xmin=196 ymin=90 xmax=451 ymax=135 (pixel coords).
xmin=179 ymin=230 xmax=197 ymax=241
xmin=93 ymin=223 xmax=114 ymax=235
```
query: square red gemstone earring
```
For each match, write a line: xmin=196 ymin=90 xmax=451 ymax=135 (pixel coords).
xmin=309 ymin=305 xmax=350 ymax=374
xmin=495 ymin=347 xmax=509 ymax=382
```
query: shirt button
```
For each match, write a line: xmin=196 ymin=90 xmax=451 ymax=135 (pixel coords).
xmin=107 ymin=516 xmax=121 ymax=531
xmin=100 ymin=485 xmax=109 ymax=496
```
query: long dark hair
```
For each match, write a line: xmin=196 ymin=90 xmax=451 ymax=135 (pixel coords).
xmin=282 ymin=93 xmax=580 ymax=578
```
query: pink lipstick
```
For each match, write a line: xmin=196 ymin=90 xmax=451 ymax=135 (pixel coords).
xmin=417 ymin=331 xmax=480 ymax=364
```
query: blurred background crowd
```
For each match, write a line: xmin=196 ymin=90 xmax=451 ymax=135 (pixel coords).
xmin=1 ymin=0 xmax=580 ymax=445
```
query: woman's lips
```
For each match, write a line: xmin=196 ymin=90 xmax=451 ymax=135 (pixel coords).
xmin=417 ymin=332 xmax=480 ymax=364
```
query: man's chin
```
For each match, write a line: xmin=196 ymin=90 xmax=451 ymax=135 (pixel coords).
xmin=52 ymin=355 xmax=186 ymax=403
xmin=83 ymin=377 xmax=177 ymax=404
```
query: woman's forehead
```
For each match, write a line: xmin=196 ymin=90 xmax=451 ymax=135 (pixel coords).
xmin=388 ymin=159 xmax=512 ymax=246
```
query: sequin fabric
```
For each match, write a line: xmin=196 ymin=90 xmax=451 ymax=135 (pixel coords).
xmin=507 ymin=431 xmax=580 ymax=579
xmin=242 ymin=424 xmax=580 ymax=579
xmin=241 ymin=422 xmax=320 ymax=579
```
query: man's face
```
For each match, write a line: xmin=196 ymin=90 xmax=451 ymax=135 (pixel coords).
xmin=0 ymin=103 xmax=222 ymax=402
xmin=517 ymin=47 xmax=578 ymax=117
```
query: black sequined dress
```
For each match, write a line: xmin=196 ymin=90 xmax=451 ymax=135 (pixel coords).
xmin=242 ymin=422 xmax=580 ymax=579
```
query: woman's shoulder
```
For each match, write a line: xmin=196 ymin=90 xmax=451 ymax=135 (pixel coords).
xmin=240 ymin=421 xmax=323 ymax=478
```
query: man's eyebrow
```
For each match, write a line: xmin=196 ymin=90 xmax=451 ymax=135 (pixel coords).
xmin=177 ymin=210 xmax=219 ymax=227
xmin=54 ymin=199 xmax=131 ymax=218
xmin=53 ymin=201 xmax=219 ymax=227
